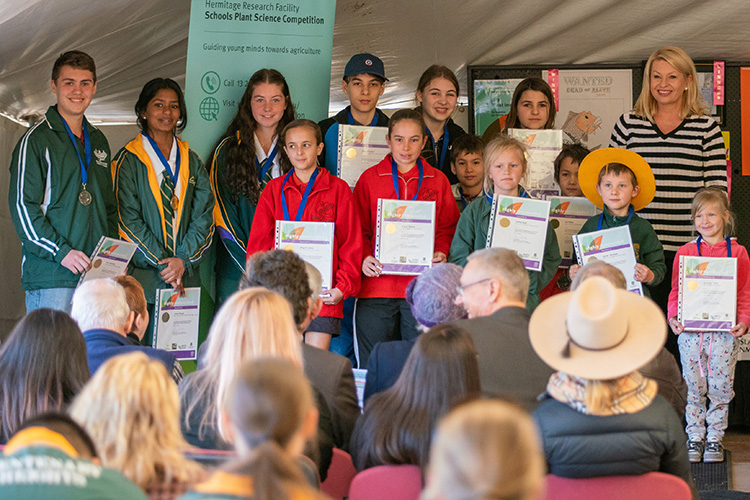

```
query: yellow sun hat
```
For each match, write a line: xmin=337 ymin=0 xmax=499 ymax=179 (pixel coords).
xmin=578 ymin=148 xmax=656 ymax=212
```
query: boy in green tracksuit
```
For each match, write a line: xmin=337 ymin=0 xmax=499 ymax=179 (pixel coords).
xmin=569 ymin=148 xmax=666 ymax=297
xmin=8 ymin=50 xmax=116 ymax=313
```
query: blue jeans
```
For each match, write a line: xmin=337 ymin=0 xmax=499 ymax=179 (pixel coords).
xmin=25 ymin=287 xmax=75 ymax=314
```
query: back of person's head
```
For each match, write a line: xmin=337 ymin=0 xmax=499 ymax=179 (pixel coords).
xmin=405 ymin=263 xmax=466 ymax=329
xmin=467 ymin=248 xmax=529 ymax=303
xmin=0 ymin=309 xmax=89 ymax=442
xmin=224 ymin=358 xmax=319 ymax=500
xmin=70 ymin=352 xmax=202 ymax=489
xmin=114 ymin=275 xmax=148 ymax=337
xmin=13 ymin=412 xmax=98 ymax=459
xmin=185 ymin=287 xmax=301 ymax=442
xmin=242 ymin=250 xmax=312 ymax=328
xmin=51 ymin=50 xmax=97 ymax=82
xmin=422 ymin=399 xmax=544 ymax=500
xmin=71 ymin=278 xmax=130 ymax=333
xmin=357 ymin=325 xmax=480 ymax=471
xmin=305 ymin=262 xmax=323 ymax=299
xmin=571 ymin=260 xmax=627 ymax=291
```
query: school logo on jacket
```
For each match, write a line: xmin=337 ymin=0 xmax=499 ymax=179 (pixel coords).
xmin=314 ymin=202 xmax=335 ymax=222
xmin=422 ymin=188 xmax=438 ymax=201
xmin=94 ymin=149 xmax=108 ymax=167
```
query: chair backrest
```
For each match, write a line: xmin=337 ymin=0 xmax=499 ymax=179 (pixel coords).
xmin=320 ymin=448 xmax=357 ymax=500
xmin=349 ymin=464 xmax=422 ymax=500
xmin=545 ymin=472 xmax=691 ymax=500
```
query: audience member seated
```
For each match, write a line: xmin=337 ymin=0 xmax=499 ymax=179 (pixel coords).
xmin=242 ymin=250 xmax=360 ymax=451
xmin=570 ymin=260 xmax=687 ymax=419
xmin=70 ymin=352 xmax=205 ymax=500
xmin=350 ymin=324 xmax=480 ymax=472
xmin=0 ymin=412 xmax=148 ymax=499
xmin=452 ymin=248 xmax=554 ymax=410
xmin=70 ymin=278 xmax=184 ymax=382
xmin=114 ymin=275 xmax=151 ymax=345
xmin=422 ymin=399 xmax=544 ymax=500
xmin=0 ymin=308 xmax=90 ymax=444
xmin=529 ymin=276 xmax=698 ymax=499
xmin=179 ymin=287 xmax=334 ymax=479
xmin=180 ymin=358 xmax=328 ymax=500
xmin=364 ymin=263 xmax=466 ymax=403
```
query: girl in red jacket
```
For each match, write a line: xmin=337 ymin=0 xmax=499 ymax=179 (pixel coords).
xmin=668 ymin=187 xmax=750 ymax=463
xmin=354 ymin=109 xmax=460 ymax=367
xmin=247 ymin=119 xmax=363 ymax=350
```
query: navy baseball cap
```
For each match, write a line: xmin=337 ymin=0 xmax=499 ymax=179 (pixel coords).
xmin=344 ymin=53 xmax=388 ymax=81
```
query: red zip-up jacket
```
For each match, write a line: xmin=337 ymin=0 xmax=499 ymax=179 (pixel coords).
xmin=247 ymin=167 xmax=363 ymax=318
xmin=354 ymin=155 xmax=460 ymax=298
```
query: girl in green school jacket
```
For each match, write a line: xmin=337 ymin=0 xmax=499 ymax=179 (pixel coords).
xmin=449 ymin=135 xmax=560 ymax=311
xmin=112 ymin=78 xmax=214 ymax=340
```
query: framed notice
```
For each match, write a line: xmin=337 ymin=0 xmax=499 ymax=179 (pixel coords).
xmin=678 ymin=255 xmax=736 ymax=332
xmin=375 ymin=199 xmax=435 ymax=275
xmin=486 ymin=195 xmax=550 ymax=271
xmin=337 ymin=125 xmax=389 ymax=188
xmin=474 ymin=78 xmax=523 ymax=136
xmin=153 ymin=287 xmax=201 ymax=360
xmin=275 ymin=220 xmax=335 ymax=290
xmin=573 ymin=225 xmax=643 ymax=295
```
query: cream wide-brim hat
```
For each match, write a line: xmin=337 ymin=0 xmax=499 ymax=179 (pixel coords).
xmin=578 ymin=148 xmax=656 ymax=212
xmin=529 ymin=276 xmax=666 ymax=380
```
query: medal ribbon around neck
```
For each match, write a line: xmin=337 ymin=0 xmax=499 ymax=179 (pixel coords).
xmin=142 ymin=131 xmax=181 ymax=187
xmin=255 ymin=142 xmax=278 ymax=181
xmin=696 ymin=235 xmax=732 ymax=257
xmin=597 ymin=205 xmax=634 ymax=231
xmin=281 ymin=167 xmax=320 ymax=221
xmin=348 ymin=109 xmax=378 ymax=126
xmin=424 ymin=124 xmax=449 ymax=171
xmin=58 ymin=108 xmax=92 ymax=189
xmin=391 ymin=158 xmax=424 ymax=201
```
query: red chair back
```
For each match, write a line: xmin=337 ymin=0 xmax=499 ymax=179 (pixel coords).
xmin=349 ymin=464 xmax=422 ymax=500
xmin=545 ymin=472 xmax=691 ymax=500
xmin=320 ymin=448 xmax=357 ymax=500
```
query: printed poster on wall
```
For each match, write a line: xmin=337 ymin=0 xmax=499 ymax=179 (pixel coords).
xmin=474 ymin=79 xmax=524 ymax=136
xmin=183 ymin=0 xmax=337 ymax=160
xmin=545 ymin=69 xmax=632 ymax=150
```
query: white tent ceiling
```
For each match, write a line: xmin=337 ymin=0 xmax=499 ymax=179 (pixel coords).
xmin=1 ymin=0 xmax=749 ymax=125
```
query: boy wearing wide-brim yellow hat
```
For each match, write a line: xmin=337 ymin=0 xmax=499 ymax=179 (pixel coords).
xmin=569 ymin=148 xmax=666 ymax=298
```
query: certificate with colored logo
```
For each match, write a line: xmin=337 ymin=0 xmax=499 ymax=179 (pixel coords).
xmin=337 ymin=125 xmax=389 ymax=188
xmin=545 ymin=196 xmax=599 ymax=267
xmin=153 ymin=287 xmax=201 ymax=360
xmin=78 ymin=236 xmax=138 ymax=286
xmin=275 ymin=221 xmax=335 ymax=290
xmin=572 ymin=225 xmax=643 ymax=295
xmin=678 ymin=256 xmax=736 ymax=332
xmin=508 ymin=129 xmax=562 ymax=198
xmin=487 ymin=195 xmax=551 ymax=271
xmin=375 ymin=199 xmax=435 ymax=275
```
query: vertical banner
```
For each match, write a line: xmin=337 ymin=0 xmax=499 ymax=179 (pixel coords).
xmin=741 ymin=68 xmax=750 ymax=176
xmin=183 ymin=0 xmax=337 ymax=161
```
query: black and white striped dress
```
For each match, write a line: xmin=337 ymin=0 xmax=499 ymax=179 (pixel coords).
xmin=610 ymin=112 xmax=727 ymax=252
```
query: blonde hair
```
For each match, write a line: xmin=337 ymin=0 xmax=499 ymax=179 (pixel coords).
xmin=70 ymin=352 xmax=203 ymax=489
xmin=483 ymin=135 xmax=528 ymax=194
xmin=583 ymin=377 xmax=631 ymax=414
xmin=634 ymin=46 xmax=708 ymax=121
xmin=691 ymin=186 xmax=735 ymax=238
xmin=182 ymin=287 xmax=302 ymax=441
xmin=422 ymin=399 xmax=544 ymax=500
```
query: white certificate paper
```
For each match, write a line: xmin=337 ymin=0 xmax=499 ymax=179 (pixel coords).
xmin=78 ymin=237 xmax=138 ymax=286
xmin=337 ymin=125 xmax=389 ymax=188
xmin=573 ymin=225 xmax=643 ymax=295
xmin=678 ymin=256 xmax=737 ymax=332
xmin=375 ymin=199 xmax=435 ymax=275
xmin=275 ymin=220 xmax=335 ymax=291
xmin=487 ymin=195 xmax=550 ymax=271
xmin=153 ymin=287 xmax=200 ymax=360
xmin=508 ymin=129 xmax=562 ymax=198
xmin=545 ymin=196 xmax=599 ymax=267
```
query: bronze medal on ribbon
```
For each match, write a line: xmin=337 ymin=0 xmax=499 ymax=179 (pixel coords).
xmin=171 ymin=195 xmax=179 ymax=210
xmin=79 ymin=189 xmax=92 ymax=206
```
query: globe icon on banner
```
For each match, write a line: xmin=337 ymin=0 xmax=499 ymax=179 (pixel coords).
xmin=199 ymin=97 xmax=219 ymax=121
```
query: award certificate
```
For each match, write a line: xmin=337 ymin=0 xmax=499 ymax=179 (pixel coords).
xmin=487 ymin=195 xmax=550 ymax=271
xmin=508 ymin=128 xmax=562 ymax=198
xmin=275 ymin=221 xmax=335 ymax=291
xmin=573 ymin=225 xmax=643 ymax=295
xmin=546 ymin=196 xmax=599 ymax=267
xmin=153 ymin=287 xmax=201 ymax=360
xmin=678 ymin=256 xmax=737 ymax=332
xmin=375 ymin=199 xmax=435 ymax=275
xmin=78 ymin=237 xmax=138 ymax=286
xmin=337 ymin=125 xmax=389 ymax=188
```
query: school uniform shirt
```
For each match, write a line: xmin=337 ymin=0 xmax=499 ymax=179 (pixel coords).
xmin=419 ymin=116 xmax=466 ymax=185
xmin=448 ymin=190 xmax=561 ymax=311
xmin=246 ymin=167 xmax=363 ymax=318
xmin=578 ymin=208 xmax=666 ymax=297
xmin=667 ymin=238 xmax=750 ymax=326
xmin=354 ymin=155 xmax=460 ymax=299
xmin=318 ymin=105 xmax=390 ymax=176
xmin=112 ymin=135 xmax=215 ymax=302
xmin=8 ymin=105 xmax=116 ymax=291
